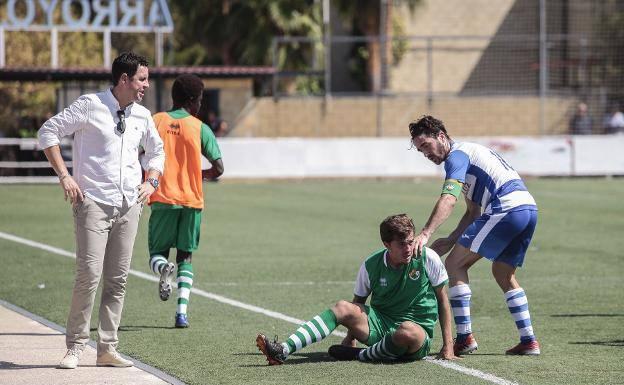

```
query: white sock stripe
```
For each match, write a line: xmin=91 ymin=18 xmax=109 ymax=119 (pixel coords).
xmin=177 ymin=276 xmax=193 ymax=285
xmin=177 ymin=303 xmax=187 ymax=314
xmin=313 ymin=316 xmax=331 ymax=336
xmin=519 ymin=326 xmax=534 ymax=337
xmin=150 ymin=256 xmax=167 ymax=273
xmin=297 ymin=327 xmax=313 ymax=345
xmin=449 ymin=284 xmax=472 ymax=298
xmin=371 ymin=343 xmax=382 ymax=359
xmin=457 ymin=324 xmax=472 ymax=334
xmin=305 ymin=321 xmax=323 ymax=341
xmin=381 ymin=338 xmax=398 ymax=358
xmin=451 ymin=307 xmax=471 ymax=316
xmin=506 ymin=296 xmax=528 ymax=307
xmin=178 ymin=287 xmax=191 ymax=300
xmin=281 ymin=342 xmax=291 ymax=355
xmin=504 ymin=288 xmax=524 ymax=300
xmin=512 ymin=310 xmax=531 ymax=321
xmin=291 ymin=334 xmax=303 ymax=351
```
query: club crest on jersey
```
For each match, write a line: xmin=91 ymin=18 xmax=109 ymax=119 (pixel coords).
xmin=408 ymin=268 xmax=420 ymax=281
xmin=379 ymin=277 xmax=387 ymax=287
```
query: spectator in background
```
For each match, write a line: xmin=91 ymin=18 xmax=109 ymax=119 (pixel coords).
xmin=603 ymin=104 xmax=624 ymax=134
xmin=214 ymin=119 xmax=229 ymax=137
xmin=569 ymin=102 xmax=593 ymax=135
xmin=207 ymin=110 xmax=219 ymax=132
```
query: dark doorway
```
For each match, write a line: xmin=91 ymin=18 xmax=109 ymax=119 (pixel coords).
xmin=198 ymin=88 xmax=220 ymax=128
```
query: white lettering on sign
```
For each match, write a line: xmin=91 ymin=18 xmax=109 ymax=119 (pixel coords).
xmin=0 ymin=0 xmax=174 ymax=30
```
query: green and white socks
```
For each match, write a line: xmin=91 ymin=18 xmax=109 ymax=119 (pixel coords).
xmin=357 ymin=334 xmax=406 ymax=362
xmin=282 ymin=309 xmax=338 ymax=356
xmin=149 ymin=254 xmax=168 ymax=274
xmin=176 ymin=262 xmax=193 ymax=315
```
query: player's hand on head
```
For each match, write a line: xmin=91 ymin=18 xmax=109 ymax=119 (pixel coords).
xmin=414 ymin=232 xmax=429 ymax=256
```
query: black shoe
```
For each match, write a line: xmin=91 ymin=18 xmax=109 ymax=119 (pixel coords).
xmin=328 ymin=344 xmax=364 ymax=361
xmin=256 ymin=334 xmax=287 ymax=365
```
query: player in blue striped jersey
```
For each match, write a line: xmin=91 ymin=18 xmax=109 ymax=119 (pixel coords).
xmin=409 ymin=115 xmax=540 ymax=356
xmin=256 ymin=214 xmax=458 ymax=365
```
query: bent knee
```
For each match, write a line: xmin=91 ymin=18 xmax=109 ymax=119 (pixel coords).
xmin=395 ymin=321 xmax=423 ymax=339
xmin=331 ymin=300 xmax=355 ymax=318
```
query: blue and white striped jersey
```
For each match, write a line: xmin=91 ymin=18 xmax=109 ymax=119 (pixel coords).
xmin=444 ymin=141 xmax=537 ymax=214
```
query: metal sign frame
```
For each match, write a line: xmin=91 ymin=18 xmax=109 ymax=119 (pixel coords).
xmin=0 ymin=0 xmax=174 ymax=68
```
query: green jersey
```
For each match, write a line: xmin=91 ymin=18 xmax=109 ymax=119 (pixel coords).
xmin=354 ymin=247 xmax=448 ymax=338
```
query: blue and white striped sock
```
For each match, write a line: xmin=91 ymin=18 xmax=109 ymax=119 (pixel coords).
xmin=449 ymin=284 xmax=472 ymax=340
xmin=505 ymin=287 xmax=536 ymax=343
xmin=149 ymin=254 xmax=168 ymax=275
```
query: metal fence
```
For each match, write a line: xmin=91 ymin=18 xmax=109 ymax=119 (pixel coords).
xmin=267 ymin=0 xmax=624 ymax=137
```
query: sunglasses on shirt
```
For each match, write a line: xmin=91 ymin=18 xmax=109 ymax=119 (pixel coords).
xmin=116 ymin=110 xmax=126 ymax=134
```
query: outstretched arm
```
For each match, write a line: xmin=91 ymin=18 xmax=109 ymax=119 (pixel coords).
xmin=430 ymin=196 xmax=481 ymax=256
xmin=434 ymin=285 xmax=459 ymax=360
xmin=415 ymin=193 xmax=458 ymax=256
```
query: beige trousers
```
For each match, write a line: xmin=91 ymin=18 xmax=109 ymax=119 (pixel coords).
xmin=66 ymin=197 xmax=141 ymax=355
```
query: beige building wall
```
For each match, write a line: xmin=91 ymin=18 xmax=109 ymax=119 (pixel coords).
xmin=232 ymin=96 xmax=574 ymax=137
xmin=228 ymin=0 xmax=578 ymax=138
xmin=390 ymin=0 xmax=515 ymax=93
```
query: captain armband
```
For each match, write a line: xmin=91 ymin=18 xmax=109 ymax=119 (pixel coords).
xmin=440 ymin=179 xmax=462 ymax=198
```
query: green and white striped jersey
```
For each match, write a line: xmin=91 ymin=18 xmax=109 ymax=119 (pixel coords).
xmin=354 ymin=247 xmax=448 ymax=337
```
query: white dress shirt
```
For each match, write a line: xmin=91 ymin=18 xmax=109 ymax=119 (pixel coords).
xmin=38 ymin=88 xmax=165 ymax=207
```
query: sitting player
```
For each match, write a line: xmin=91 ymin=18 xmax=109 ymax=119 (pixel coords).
xmin=256 ymin=214 xmax=458 ymax=364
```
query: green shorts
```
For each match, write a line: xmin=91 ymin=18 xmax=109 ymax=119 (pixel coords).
xmin=364 ymin=305 xmax=432 ymax=361
xmin=148 ymin=204 xmax=202 ymax=254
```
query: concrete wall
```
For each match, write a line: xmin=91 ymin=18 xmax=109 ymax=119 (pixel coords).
xmin=206 ymin=135 xmax=624 ymax=178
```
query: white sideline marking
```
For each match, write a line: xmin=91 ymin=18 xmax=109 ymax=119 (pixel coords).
xmin=0 ymin=231 xmax=519 ymax=385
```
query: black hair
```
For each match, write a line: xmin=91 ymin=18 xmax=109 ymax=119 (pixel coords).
xmin=408 ymin=115 xmax=449 ymax=139
xmin=112 ymin=52 xmax=149 ymax=86
xmin=380 ymin=214 xmax=415 ymax=243
xmin=171 ymin=74 xmax=204 ymax=106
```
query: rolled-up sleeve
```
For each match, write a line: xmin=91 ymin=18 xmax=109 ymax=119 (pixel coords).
xmin=141 ymin=116 xmax=165 ymax=174
xmin=37 ymin=96 xmax=90 ymax=149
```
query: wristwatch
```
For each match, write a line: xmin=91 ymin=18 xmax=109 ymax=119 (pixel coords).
xmin=146 ymin=177 xmax=159 ymax=189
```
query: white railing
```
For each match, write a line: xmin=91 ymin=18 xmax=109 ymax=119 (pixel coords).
xmin=2 ymin=135 xmax=623 ymax=183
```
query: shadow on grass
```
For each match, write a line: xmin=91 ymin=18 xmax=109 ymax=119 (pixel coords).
xmin=466 ymin=353 xmax=507 ymax=356
xmin=235 ymin=351 xmax=338 ymax=367
xmin=235 ymin=351 xmax=426 ymax=366
xmin=569 ymin=339 xmax=624 ymax=347
xmin=90 ymin=325 xmax=177 ymax=332
xmin=551 ymin=314 xmax=624 ymax=317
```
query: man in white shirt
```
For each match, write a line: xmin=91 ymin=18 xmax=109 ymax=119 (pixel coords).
xmin=38 ymin=52 xmax=165 ymax=369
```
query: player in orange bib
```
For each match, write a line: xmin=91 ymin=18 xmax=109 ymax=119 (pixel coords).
xmin=147 ymin=74 xmax=224 ymax=328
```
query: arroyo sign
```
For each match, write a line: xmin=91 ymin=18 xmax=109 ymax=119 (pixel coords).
xmin=0 ymin=0 xmax=173 ymax=31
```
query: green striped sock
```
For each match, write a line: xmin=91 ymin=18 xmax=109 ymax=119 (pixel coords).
xmin=358 ymin=334 xmax=407 ymax=362
xmin=176 ymin=262 xmax=193 ymax=315
xmin=149 ymin=254 xmax=168 ymax=274
xmin=283 ymin=309 xmax=337 ymax=355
